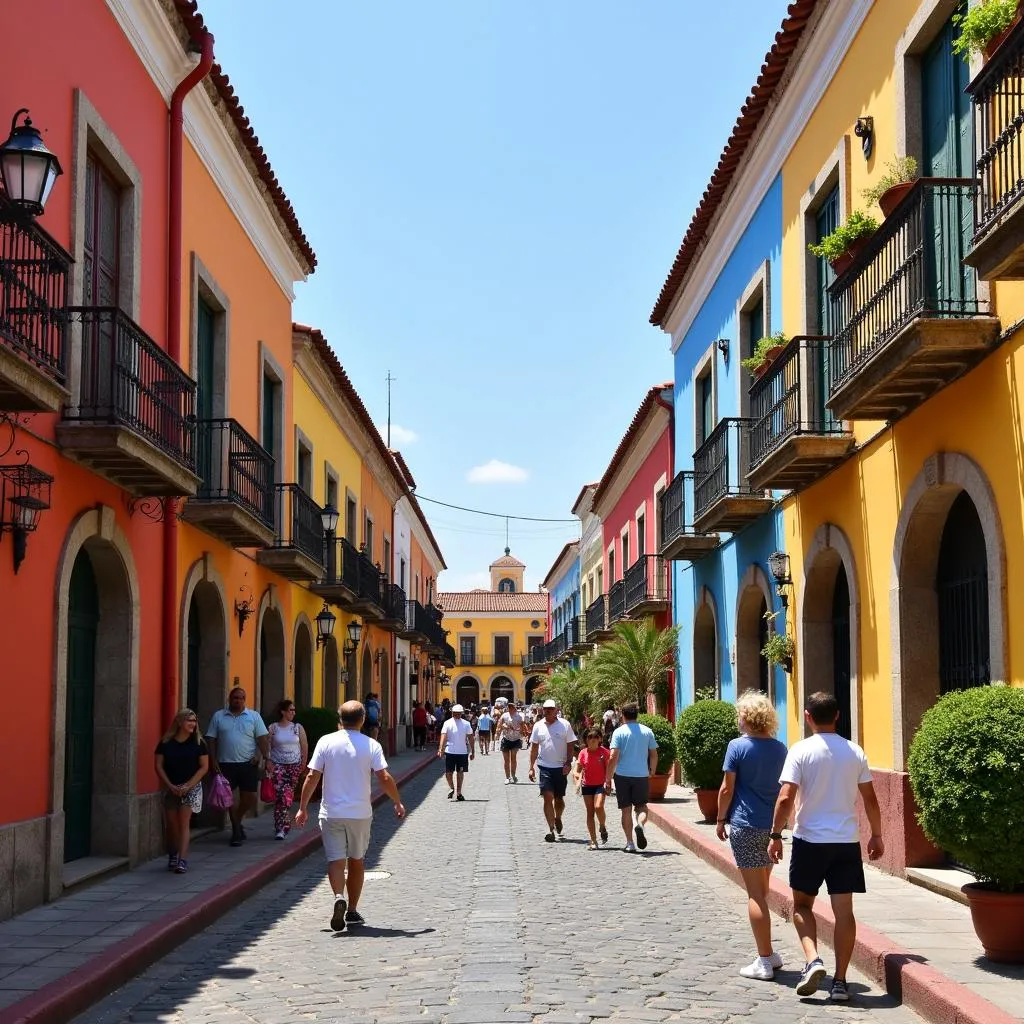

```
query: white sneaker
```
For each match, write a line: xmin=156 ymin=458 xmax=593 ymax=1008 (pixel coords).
xmin=505 ymin=778 xmax=512 ymax=784
xmin=274 ymin=830 xmax=285 ymax=841
xmin=624 ymin=842 xmax=636 ymax=853
xmin=768 ymin=951 xmax=783 ymax=969
xmin=739 ymin=957 xmax=775 ymax=981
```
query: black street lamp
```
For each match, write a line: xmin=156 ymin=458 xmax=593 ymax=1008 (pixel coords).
xmin=320 ymin=502 xmax=339 ymax=534
xmin=315 ymin=601 xmax=336 ymax=649
xmin=768 ymin=550 xmax=792 ymax=608
xmin=0 ymin=110 xmax=62 ymax=217
xmin=343 ymin=617 xmax=363 ymax=657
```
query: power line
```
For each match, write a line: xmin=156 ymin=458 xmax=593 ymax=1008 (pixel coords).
xmin=415 ymin=493 xmax=578 ymax=523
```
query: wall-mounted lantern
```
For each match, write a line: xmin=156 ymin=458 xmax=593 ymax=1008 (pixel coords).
xmin=716 ymin=337 xmax=730 ymax=364
xmin=768 ymin=550 xmax=793 ymax=609
xmin=320 ymin=502 xmax=339 ymax=535
xmin=854 ymin=116 xmax=874 ymax=160
xmin=0 ymin=110 xmax=63 ymax=217
xmin=234 ymin=585 xmax=255 ymax=637
xmin=0 ymin=462 xmax=53 ymax=573
xmin=315 ymin=600 xmax=336 ymax=649
xmin=343 ymin=617 xmax=362 ymax=657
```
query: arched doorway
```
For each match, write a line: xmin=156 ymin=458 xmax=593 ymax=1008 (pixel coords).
xmin=294 ymin=621 xmax=313 ymax=709
xmin=456 ymin=676 xmax=480 ymax=708
xmin=361 ymin=646 xmax=373 ymax=699
xmin=801 ymin=527 xmax=858 ymax=742
xmin=892 ymin=454 xmax=1005 ymax=767
xmin=525 ymin=675 xmax=543 ymax=704
xmin=323 ymin=638 xmax=339 ymax=711
xmin=490 ymin=676 xmax=515 ymax=704
xmin=259 ymin=606 xmax=286 ymax=719
xmin=185 ymin=581 xmax=226 ymax=730
xmin=62 ymin=539 xmax=134 ymax=864
xmin=693 ymin=598 xmax=717 ymax=699
xmin=737 ymin=579 xmax=771 ymax=697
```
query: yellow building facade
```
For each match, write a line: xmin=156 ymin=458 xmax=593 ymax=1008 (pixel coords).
xmin=439 ymin=551 xmax=548 ymax=707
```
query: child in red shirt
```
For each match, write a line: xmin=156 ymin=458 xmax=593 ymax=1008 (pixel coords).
xmin=574 ymin=727 xmax=610 ymax=849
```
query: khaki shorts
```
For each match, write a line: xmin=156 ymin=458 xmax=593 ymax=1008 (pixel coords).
xmin=319 ymin=816 xmax=372 ymax=862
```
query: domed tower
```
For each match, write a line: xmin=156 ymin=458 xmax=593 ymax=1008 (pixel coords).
xmin=489 ymin=547 xmax=526 ymax=593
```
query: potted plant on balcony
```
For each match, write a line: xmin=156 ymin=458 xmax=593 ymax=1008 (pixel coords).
xmin=675 ymin=698 xmax=739 ymax=822
xmin=863 ymin=156 xmax=919 ymax=218
xmin=741 ymin=332 xmax=790 ymax=378
xmin=638 ymin=712 xmax=677 ymax=801
xmin=953 ymin=0 xmax=1021 ymax=59
xmin=807 ymin=210 xmax=879 ymax=277
xmin=908 ymin=684 xmax=1024 ymax=963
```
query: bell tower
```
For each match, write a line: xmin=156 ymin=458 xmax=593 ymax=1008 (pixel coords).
xmin=489 ymin=547 xmax=526 ymax=593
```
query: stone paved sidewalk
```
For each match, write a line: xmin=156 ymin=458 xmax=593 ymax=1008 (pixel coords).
xmin=647 ymin=784 xmax=1023 ymax=1023
xmin=0 ymin=747 xmax=435 ymax=1020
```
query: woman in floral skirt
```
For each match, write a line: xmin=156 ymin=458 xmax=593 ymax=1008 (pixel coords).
xmin=267 ymin=699 xmax=308 ymax=839
xmin=155 ymin=708 xmax=208 ymax=874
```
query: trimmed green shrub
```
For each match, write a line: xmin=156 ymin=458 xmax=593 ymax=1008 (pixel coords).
xmin=638 ymin=713 xmax=677 ymax=775
xmin=296 ymin=706 xmax=341 ymax=755
xmin=908 ymin=685 xmax=1024 ymax=892
xmin=675 ymin=699 xmax=739 ymax=790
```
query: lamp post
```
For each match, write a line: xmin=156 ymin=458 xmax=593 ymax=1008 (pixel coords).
xmin=0 ymin=109 xmax=62 ymax=217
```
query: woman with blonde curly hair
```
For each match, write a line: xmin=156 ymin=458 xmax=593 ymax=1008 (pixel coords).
xmin=715 ymin=689 xmax=788 ymax=981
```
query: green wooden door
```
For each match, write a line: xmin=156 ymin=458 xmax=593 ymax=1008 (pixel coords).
xmin=922 ymin=14 xmax=973 ymax=309
xmin=195 ymin=300 xmax=215 ymax=491
xmin=816 ymin=185 xmax=840 ymax=428
xmin=186 ymin=598 xmax=200 ymax=713
xmin=64 ymin=552 xmax=98 ymax=863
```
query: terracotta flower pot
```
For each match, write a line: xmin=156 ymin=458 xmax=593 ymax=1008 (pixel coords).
xmin=878 ymin=181 xmax=916 ymax=218
xmin=648 ymin=773 xmax=671 ymax=802
xmin=829 ymin=235 xmax=871 ymax=277
xmin=694 ymin=788 xmax=719 ymax=823
xmin=984 ymin=12 xmax=1022 ymax=59
xmin=962 ymin=884 xmax=1024 ymax=962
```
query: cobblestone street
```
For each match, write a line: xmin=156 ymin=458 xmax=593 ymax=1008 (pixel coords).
xmin=76 ymin=757 xmax=922 ymax=1024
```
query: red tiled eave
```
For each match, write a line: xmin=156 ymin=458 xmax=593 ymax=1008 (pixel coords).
xmin=172 ymin=0 xmax=317 ymax=273
xmin=437 ymin=592 xmax=548 ymax=614
xmin=649 ymin=0 xmax=819 ymax=327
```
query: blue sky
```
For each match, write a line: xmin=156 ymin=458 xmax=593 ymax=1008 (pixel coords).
xmin=203 ymin=0 xmax=786 ymax=591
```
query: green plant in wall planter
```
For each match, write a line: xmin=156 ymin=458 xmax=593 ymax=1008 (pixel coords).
xmin=807 ymin=210 xmax=879 ymax=275
xmin=953 ymin=0 xmax=1020 ymax=58
xmin=741 ymin=332 xmax=789 ymax=376
xmin=863 ymin=156 xmax=919 ymax=217
xmin=761 ymin=630 xmax=794 ymax=670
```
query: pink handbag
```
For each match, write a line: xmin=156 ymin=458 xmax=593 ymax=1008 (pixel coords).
xmin=207 ymin=773 xmax=234 ymax=811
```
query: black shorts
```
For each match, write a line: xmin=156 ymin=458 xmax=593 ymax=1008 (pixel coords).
xmin=219 ymin=761 xmax=259 ymax=793
xmin=789 ymin=837 xmax=866 ymax=896
xmin=537 ymin=765 xmax=568 ymax=797
xmin=613 ymin=774 xmax=650 ymax=809
xmin=501 ymin=738 xmax=522 ymax=752
xmin=581 ymin=784 xmax=605 ymax=797
xmin=445 ymin=753 xmax=469 ymax=773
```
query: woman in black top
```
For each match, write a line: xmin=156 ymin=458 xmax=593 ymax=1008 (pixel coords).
xmin=155 ymin=708 xmax=209 ymax=874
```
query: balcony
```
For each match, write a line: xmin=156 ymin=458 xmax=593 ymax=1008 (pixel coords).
xmin=828 ymin=179 xmax=999 ymax=422
xmin=549 ymin=630 xmax=567 ymax=661
xmin=967 ymin=22 xmax=1024 ymax=280
xmin=180 ymin=418 xmax=274 ymax=546
xmin=440 ymin=642 xmax=456 ymax=668
xmin=399 ymin=599 xmax=433 ymax=645
xmin=624 ymin=555 xmax=670 ymax=618
xmin=375 ymin=582 xmax=406 ymax=632
xmin=659 ymin=471 xmax=719 ymax=561
xmin=0 ymin=199 xmax=71 ymax=412
xmin=608 ymin=579 xmax=627 ymax=625
xmin=693 ymin=418 xmax=773 ymax=533
xmin=586 ymin=594 xmax=613 ymax=642
xmin=567 ymin=615 xmax=591 ymax=654
xmin=748 ymin=336 xmax=854 ymax=492
xmin=57 ymin=307 xmax=199 ymax=496
xmin=313 ymin=536 xmax=361 ymax=608
xmin=352 ymin=550 xmax=385 ymax=619
xmin=256 ymin=484 xmax=325 ymax=581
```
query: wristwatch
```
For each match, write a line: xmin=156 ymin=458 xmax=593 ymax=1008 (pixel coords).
xmin=769 ymin=831 xmax=784 ymax=840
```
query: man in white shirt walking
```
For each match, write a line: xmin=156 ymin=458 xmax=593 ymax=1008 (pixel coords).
xmin=437 ymin=703 xmax=475 ymax=801
xmin=294 ymin=701 xmax=405 ymax=933
xmin=769 ymin=691 xmax=884 ymax=1003
xmin=528 ymin=699 xmax=577 ymax=843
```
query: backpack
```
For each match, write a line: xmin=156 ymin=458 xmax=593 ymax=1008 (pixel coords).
xmin=367 ymin=700 xmax=380 ymax=725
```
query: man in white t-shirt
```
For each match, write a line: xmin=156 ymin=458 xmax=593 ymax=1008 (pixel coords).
xmin=437 ymin=703 xmax=475 ymax=801
xmin=528 ymin=699 xmax=577 ymax=843
xmin=769 ymin=691 xmax=884 ymax=1003
xmin=294 ymin=701 xmax=405 ymax=933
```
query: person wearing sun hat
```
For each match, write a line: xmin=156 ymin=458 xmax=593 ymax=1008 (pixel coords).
xmin=529 ymin=699 xmax=577 ymax=842
xmin=437 ymin=703 xmax=475 ymax=801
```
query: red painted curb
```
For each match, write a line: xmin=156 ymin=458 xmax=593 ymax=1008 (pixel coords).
xmin=2 ymin=752 xmax=439 ymax=1024
xmin=647 ymin=804 xmax=1019 ymax=1024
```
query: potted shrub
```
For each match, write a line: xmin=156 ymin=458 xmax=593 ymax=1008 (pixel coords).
xmin=638 ymin=712 xmax=676 ymax=801
xmin=807 ymin=210 xmax=879 ymax=277
xmin=908 ymin=685 xmax=1024 ymax=962
xmin=675 ymin=699 xmax=739 ymax=823
xmin=863 ymin=156 xmax=919 ymax=218
xmin=741 ymin=332 xmax=789 ymax=378
xmin=953 ymin=0 xmax=1021 ymax=58
xmin=761 ymin=629 xmax=795 ymax=672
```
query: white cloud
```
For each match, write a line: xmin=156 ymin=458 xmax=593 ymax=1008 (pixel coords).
xmin=466 ymin=459 xmax=529 ymax=484
xmin=378 ymin=423 xmax=417 ymax=446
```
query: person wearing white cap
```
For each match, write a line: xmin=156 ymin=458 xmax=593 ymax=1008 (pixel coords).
xmin=529 ymin=699 xmax=577 ymax=842
xmin=437 ymin=703 xmax=475 ymax=801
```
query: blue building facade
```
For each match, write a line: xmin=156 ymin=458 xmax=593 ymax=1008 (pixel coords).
xmin=664 ymin=176 xmax=789 ymax=742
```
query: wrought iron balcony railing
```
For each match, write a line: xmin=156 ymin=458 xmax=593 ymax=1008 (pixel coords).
xmin=693 ymin=418 xmax=761 ymax=520
xmin=269 ymin=483 xmax=324 ymax=565
xmin=66 ymin=306 xmax=197 ymax=469
xmin=609 ymin=579 xmax=627 ymax=624
xmin=624 ymin=555 xmax=669 ymax=613
xmin=586 ymin=594 xmax=609 ymax=636
xmin=381 ymin=582 xmax=407 ymax=622
xmin=193 ymin=418 xmax=273 ymax=527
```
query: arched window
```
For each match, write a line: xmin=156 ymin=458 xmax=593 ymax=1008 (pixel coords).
xmin=498 ymin=578 xmax=515 ymax=593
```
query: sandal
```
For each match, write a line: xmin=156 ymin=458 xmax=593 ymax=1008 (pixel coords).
xmin=175 ymin=858 xmax=188 ymax=874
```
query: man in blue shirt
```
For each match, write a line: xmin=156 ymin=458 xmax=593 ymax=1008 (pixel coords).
xmin=206 ymin=687 xmax=270 ymax=846
xmin=605 ymin=702 xmax=658 ymax=852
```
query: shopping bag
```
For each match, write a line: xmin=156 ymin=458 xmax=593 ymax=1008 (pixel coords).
xmin=207 ymin=772 xmax=234 ymax=811
xmin=260 ymin=776 xmax=276 ymax=803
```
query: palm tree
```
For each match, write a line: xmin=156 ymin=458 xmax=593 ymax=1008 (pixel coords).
xmin=589 ymin=619 xmax=680 ymax=715
xmin=535 ymin=665 xmax=595 ymax=734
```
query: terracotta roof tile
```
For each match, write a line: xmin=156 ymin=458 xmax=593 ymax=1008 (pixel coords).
xmin=437 ymin=592 xmax=548 ymax=614
xmin=650 ymin=0 xmax=820 ymax=326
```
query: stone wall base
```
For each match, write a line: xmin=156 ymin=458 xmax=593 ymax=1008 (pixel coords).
xmin=857 ymin=768 xmax=943 ymax=877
